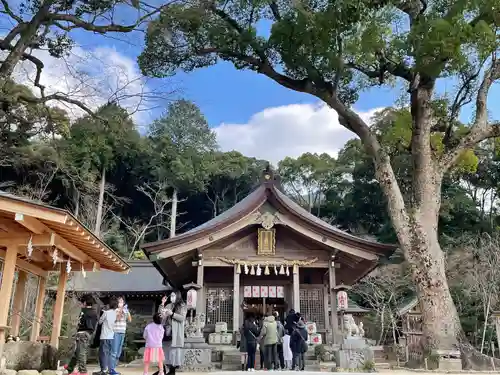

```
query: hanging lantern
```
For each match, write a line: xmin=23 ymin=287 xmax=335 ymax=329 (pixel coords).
xmin=279 ymin=265 xmax=285 ymax=275
xmin=264 ymin=264 xmax=270 ymax=275
xmin=337 ymin=290 xmax=349 ymax=311
xmin=52 ymin=249 xmax=58 ymax=266
xmin=66 ymin=258 xmax=72 ymax=273
xmin=250 ymin=265 xmax=255 ymax=275
xmin=81 ymin=264 xmax=87 ymax=278
xmin=26 ymin=235 xmax=33 ymax=258
xmin=237 ymin=263 xmax=241 ymax=274
xmin=274 ymin=265 xmax=278 ymax=275
xmin=285 ymin=266 xmax=289 ymax=276
xmin=256 ymin=264 xmax=262 ymax=276
xmin=244 ymin=264 xmax=249 ymax=274
xmin=186 ymin=288 xmax=197 ymax=309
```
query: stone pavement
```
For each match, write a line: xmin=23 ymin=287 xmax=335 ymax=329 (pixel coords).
xmin=85 ymin=368 xmax=457 ymax=375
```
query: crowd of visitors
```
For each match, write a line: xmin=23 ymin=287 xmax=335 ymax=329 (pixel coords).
xmin=66 ymin=293 xmax=307 ymax=374
xmin=65 ymin=295 xmax=131 ymax=375
xmin=237 ymin=309 xmax=309 ymax=371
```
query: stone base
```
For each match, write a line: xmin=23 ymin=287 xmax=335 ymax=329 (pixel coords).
xmin=335 ymin=337 xmax=374 ymax=369
xmin=438 ymin=358 xmax=462 ymax=371
xmin=180 ymin=348 xmax=212 ymax=372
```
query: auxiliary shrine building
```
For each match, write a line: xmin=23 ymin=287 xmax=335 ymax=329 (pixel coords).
xmin=142 ymin=169 xmax=397 ymax=341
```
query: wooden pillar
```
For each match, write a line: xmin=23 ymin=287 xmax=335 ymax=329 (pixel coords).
xmin=50 ymin=263 xmax=68 ymax=348
xmin=10 ymin=270 xmax=28 ymax=337
xmin=196 ymin=258 xmax=205 ymax=314
xmin=329 ymin=258 xmax=338 ymax=344
xmin=292 ymin=265 xmax=300 ymax=311
xmin=30 ymin=276 xmax=47 ymax=341
xmin=233 ymin=264 xmax=240 ymax=331
xmin=0 ymin=244 xmax=18 ymax=365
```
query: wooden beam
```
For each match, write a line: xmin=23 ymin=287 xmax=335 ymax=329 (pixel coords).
xmin=0 ymin=245 xmax=17 ymax=346
xmin=0 ymin=198 xmax=68 ymax=223
xmin=0 ymin=248 xmax=48 ymax=277
xmin=51 ymin=233 xmax=88 ymax=263
xmin=0 ymin=233 xmax=53 ymax=246
xmin=30 ymin=277 xmax=47 ymax=341
xmin=15 ymin=213 xmax=46 ymax=234
xmin=10 ymin=270 xmax=28 ymax=336
xmin=51 ymin=263 xmax=68 ymax=348
xmin=0 ymin=216 xmax=25 ymax=234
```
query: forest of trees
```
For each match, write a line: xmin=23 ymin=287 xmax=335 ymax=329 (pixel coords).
xmin=2 ymin=87 xmax=500 ymax=354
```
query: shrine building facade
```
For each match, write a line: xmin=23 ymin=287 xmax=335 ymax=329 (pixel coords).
xmin=142 ymin=169 xmax=397 ymax=340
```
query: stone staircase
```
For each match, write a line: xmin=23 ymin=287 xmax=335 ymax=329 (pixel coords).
xmin=221 ymin=348 xmax=324 ymax=371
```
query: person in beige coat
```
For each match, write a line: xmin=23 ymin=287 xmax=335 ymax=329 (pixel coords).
xmin=155 ymin=290 xmax=187 ymax=375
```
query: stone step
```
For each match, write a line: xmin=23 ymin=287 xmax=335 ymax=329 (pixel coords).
xmin=374 ymin=362 xmax=391 ymax=370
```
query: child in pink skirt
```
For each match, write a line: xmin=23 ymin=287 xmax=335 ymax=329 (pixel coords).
xmin=143 ymin=313 xmax=165 ymax=375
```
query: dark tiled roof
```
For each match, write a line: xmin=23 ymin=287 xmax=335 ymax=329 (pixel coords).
xmin=64 ymin=260 xmax=169 ymax=293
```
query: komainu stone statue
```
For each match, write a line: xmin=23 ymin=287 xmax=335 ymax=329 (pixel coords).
xmin=343 ymin=314 xmax=359 ymax=337
xmin=185 ymin=312 xmax=206 ymax=338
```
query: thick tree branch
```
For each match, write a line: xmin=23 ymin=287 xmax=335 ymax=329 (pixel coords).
xmin=0 ymin=0 xmax=23 ymax=23
xmin=47 ymin=10 xmax=159 ymax=33
xmin=347 ymin=49 xmax=414 ymax=83
xmin=441 ymin=58 xmax=500 ymax=171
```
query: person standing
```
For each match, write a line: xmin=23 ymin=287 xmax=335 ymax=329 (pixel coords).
xmin=290 ymin=320 xmax=308 ymax=371
xmin=156 ymin=290 xmax=187 ymax=375
xmin=66 ymin=295 xmax=98 ymax=375
xmin=110 ymin=296 xmax=132 ymax=375
xmin=98 ymin=298 xmax=118 ymax=375
xmin=237 ymin=323 xmax=248 ymax=371
xmin=282 ymin=331 xmax=293 ymax=370
xmin=243 ymin=315 xmax=260 ymax=372
xmin=273 ymin=311 xmax=285 ymax=369
xmin=143 ymin=313 xmax=165 ymax=375
xmin=258 ymin=311 xmax=279 ymax=370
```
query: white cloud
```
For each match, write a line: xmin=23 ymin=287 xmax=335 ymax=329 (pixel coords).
xmin=214 ymin=102 xmax=384 ymax=165
xmin=9 ymin=45 xmax=162 ymax=126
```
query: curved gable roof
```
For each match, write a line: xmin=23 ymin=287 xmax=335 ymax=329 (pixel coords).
xmin=143 ymin=172 xmax=398 ymax=257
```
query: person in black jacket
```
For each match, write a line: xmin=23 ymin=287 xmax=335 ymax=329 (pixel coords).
xmin=243 ymin=315 xmax=260 ymax=371
xmin=290 ymin=320 xmax=308 ymax=371
xmin=66 ymin=295 xmax=98 ymax=375
xmin=284 ymin=309 xmax=297 ymax=335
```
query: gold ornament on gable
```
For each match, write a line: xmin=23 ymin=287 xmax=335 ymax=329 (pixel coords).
xmin=258 ymin=228 xmax=276 ymax=255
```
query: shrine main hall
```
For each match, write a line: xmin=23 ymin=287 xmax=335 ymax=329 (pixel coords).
xmin=142 ymin=170 xmax=397 ymax=341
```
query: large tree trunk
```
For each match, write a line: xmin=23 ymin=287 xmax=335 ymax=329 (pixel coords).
xmin=94 ymin=167 xmax=106 ymax=237
xmin=170 ymin=188 xmax=178 ymax=238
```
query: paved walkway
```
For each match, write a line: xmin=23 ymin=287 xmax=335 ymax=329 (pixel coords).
xmin=86 ymin=368 xmax=461 ymax=375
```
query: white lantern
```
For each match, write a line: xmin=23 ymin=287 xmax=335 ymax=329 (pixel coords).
xmin=186 ymin=288 xmax=197 ymax=309
xmin=337 ymin=290 xmax=348 ymax=311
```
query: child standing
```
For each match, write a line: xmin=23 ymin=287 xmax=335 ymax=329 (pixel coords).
xmin=143 ymin=313 xmax=165 ymax=375
xmin=282 ymin=332 xmax=292 ymax=370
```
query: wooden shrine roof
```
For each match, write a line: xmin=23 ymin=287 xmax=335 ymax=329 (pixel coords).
xmin=143 ymin=172 xmax=397 ymax=256
xmin=142 ymin=169 xmax=398 ymax=287
xmin=0 ymin=191 xmax=129 ymax=275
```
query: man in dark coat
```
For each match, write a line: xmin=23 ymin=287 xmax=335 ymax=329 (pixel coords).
xmin=290 ymin=320 xmax=308 ymax=371
xmin=284 ymin=309 xmax=297 ymax=335
xmin=243 ymin=315 xmax=260 ymax=371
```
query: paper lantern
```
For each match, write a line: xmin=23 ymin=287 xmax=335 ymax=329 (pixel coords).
xmin=337 ymin=290 xmax=348 ymax=311
xmin=264 ymin=265 xmax=270 ymax=275
xmin=279 ymin=265 xmax=285 ymax=275
xmin=187 ymin=288 xmax=197 ymax=309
